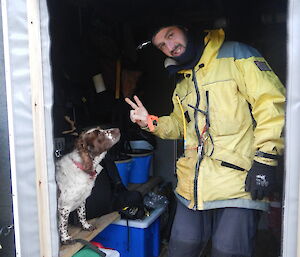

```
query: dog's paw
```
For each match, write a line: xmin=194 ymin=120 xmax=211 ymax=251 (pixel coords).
xmin=82 ymin=223 xmax=96 ymax=231
xmin=61 ymin=237 xmax=75 ymax=245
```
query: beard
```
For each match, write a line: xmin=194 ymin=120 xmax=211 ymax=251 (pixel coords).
xmin=170 ymin=44 xmax=186 ymax=57
xmin=165 ymin=30 xmax=204 ymax=75
xmin=171 ymin=32 xmax=198 ymax=65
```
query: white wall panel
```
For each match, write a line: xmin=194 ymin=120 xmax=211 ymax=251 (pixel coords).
xmin=1 ymin=0 xmax=59 ymax=256
xmin=283 ymin=0 xmax=300 ymax=256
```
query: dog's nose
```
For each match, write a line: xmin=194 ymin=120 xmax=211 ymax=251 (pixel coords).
xmin=111 ymin=128 xmax=120 ymax=137
xmin=104 ymin=128 xmax=120 ymax=138
xmin=111 ymin=128 xmax=120 ymax=140
xmin=106 ymin=128 xmax=119 ymax=133
xmin=113 ymin=128 xmax=120 ymax=134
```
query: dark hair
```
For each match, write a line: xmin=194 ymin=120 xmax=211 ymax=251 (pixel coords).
xmin=137 ymin=23 xmax=187 ymax=50
xmin=150 ymin=23 xmax=187 ymax=41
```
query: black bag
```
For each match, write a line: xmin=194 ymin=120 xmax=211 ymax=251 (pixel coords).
xmin=69 ymin=153 xmax=145 ymax=224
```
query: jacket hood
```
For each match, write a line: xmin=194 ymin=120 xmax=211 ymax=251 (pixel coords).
xmin=165 ymin=28 xmax=225 ymax=75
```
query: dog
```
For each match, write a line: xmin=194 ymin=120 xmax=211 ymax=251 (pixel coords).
xmin=55 ymin=126 xmax=120 ymax=244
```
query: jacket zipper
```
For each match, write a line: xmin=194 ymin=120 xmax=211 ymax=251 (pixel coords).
xmin=192 ymin=68 xmax=204 ymax=210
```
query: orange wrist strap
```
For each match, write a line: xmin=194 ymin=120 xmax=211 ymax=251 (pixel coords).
xmin=147 ymin=115 xmax=158 ymax=132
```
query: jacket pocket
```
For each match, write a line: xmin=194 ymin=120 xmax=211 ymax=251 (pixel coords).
xmin=221 ymin=161 xmax=245 ymax=171
xmin=204 ymin=79 xmax=252 ymax=136
xmin=175 ymin=157 xmax=196 ymax=199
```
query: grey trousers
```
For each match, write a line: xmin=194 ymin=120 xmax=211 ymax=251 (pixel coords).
xmin=167 ymin=200 xmax=260 ymax=257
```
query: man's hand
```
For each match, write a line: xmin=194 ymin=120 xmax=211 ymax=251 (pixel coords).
xmin=125 ymin=95 xmax=148 ymax=128
xmin=245 ymin=161 xmax=277 ymax=200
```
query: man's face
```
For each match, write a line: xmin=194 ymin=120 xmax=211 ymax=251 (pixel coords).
xmin=152 ymin=26 xmax=187 ymax=57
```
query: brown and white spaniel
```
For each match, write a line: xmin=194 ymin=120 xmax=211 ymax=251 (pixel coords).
xmin=55 ymin=126 xmax=120 ymax=244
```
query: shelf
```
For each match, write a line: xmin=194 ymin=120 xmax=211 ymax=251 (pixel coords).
xmin=128 ymin=176 xmax=163 ymax=196
xmin=59 ymin=211 xmax=120 ymax=257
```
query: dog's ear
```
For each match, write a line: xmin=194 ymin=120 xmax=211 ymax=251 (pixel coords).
xmin=75 ymin=132 xmax=94 ymax=172
xmin=82 ymin=130 xmax=99 ymax=146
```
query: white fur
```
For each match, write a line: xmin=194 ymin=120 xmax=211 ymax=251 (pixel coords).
xmin=56 ymin=150 xmax=106 ymax=212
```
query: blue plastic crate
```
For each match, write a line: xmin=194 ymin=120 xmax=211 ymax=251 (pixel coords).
xmin=93 ymin=207 xmax=165 ymax=257
xmin=128 ymin=151 xmax=153 ymax=184
xmin=115 ymin=158 xmax=132 ymax=186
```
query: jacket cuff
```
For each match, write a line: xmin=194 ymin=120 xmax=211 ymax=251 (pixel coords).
xmin=253 ymin=151 xmax=279 ymax=166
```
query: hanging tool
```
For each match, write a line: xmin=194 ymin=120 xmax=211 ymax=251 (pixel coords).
xmin=115 ymin=59 xmax=121 ymax=99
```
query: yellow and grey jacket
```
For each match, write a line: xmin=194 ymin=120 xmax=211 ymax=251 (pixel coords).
xmin=151 ymin=29 xmax=285 ymax=211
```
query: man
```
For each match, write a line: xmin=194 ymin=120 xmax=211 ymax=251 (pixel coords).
xmin=125 ymin=25 xmax=285 ymax=257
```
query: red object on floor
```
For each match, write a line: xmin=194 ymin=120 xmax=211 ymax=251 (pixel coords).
xmin=91 ymin=241 xmax=114 ymax=250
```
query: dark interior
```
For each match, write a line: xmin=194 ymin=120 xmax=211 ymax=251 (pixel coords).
xmin=47 ymin=0 xmax=287 ymax=134
xmin=47 ymin=0 xmax=287 ymax=256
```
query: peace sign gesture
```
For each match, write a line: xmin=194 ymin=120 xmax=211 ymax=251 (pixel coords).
xmin=125 ymin=95 xmax=149 ymax=128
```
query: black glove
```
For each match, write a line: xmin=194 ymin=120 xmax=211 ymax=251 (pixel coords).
xmin=245 ymin=161 xmax=277 ymax=200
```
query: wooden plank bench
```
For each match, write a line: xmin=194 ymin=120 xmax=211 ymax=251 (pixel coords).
xmin=59 ymin=212 xmax=120 ymax=257
xmin=128 ymin=176 xmax=163 ymax=195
